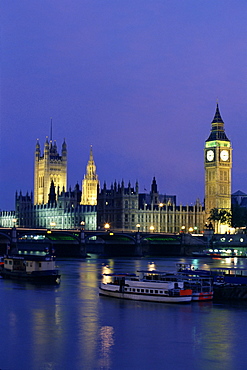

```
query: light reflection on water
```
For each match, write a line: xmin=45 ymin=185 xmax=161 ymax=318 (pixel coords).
xmin=1 ymin=256 xmax=247 ymax=369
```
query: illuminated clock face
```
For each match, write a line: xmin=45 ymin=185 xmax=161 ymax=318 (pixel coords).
xmin=220 ymin=150 xmax=229 ymax=161
xmin=206 ymin=150 xmax=214 ymax=162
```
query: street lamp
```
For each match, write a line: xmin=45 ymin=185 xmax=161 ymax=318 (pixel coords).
xmin=188 ymin=227 xmax=193 ymax=234
xmin=136 ymin=223 xmax=140 ymax=232
xmin=181 ymin=226 xmax=185 ymax=233
xmin=104 ymin=223 xmax=110 ymax=231
xmin=150 ymin=225 xmax=154 ymax=233
xmin=50 ymin=221 xmax=56 ymax=229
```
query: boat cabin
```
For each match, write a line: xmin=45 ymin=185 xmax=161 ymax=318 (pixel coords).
xmin=4 ymin=255 xmax=57 ymax=273
xmin=210 ymin=267 xmax=247 ymax=285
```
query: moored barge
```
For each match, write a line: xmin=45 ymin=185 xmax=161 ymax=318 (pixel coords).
xmin=1 ymin=254 xmax=60 ymax=284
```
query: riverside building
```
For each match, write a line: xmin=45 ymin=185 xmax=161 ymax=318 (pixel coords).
xmin=0 ymin=104 xmax=233 ymax=233
xmin=0 ymin=137 xmax=97 ymax=230
xmin=97 ymin=177 xmax=205 ymax=233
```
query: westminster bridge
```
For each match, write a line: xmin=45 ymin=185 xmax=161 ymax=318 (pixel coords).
xmin=0 ymin=227 xmax=247 ymax=257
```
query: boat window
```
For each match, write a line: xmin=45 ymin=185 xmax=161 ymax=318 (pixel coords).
xmin=39 ymin=263 xmax=42 ymax=267
xmin=145 ymin=289 xmax=149 ymax=293
xmin=141 ymin=289 xmax=144 ymax=293
xmin=159 ymin=291 xmax=163 ymax=294
xmin=137 ymin=289 xmax=140 ymax=292
xmin=26 ymin=262 xmax=29 ymax=267
xmin=150 ymin=290 xmax=153 ymax=294
xmin=155 ymin=290 xmax=158 ymax=294
xmin=9 ymin=261 xmax=12 ymax=265
xmin=132 ymin=288 xmax=135 ymax=292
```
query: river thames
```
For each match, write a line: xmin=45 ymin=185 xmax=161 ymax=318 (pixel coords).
xmin=1 ymin=255 xmax=247 ymax=370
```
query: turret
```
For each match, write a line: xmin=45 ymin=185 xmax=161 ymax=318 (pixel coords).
xmin=44 ymin=136 xmax=49 ymax=159
xmin=62 ymin=139 xmax=67 ymax=159
xmin=35 ymin=139 xmax=40 ymax=159
xmin=135 ymin=181 xmax=139 ymax=193
xmin=151 ymin=177 xmax=158 ymax=194
xmin=48 ymin=180 xmax=56 ymax=206
xmin=81 ymin=146 xmax=99 ymax=205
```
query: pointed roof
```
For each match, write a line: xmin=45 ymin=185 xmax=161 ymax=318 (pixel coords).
xmin=206 ymin=103 xmax=229 ymax=142
xmin=35 ymin=139 xmax=40 ymax=151
xmin=212 ymin=103 xmax=224 ymax=124
xmin=62 ymin=138 xmax=67 ymax=152
xmin=232 ymin=190 xmax=247 ymax=196
xmin=89 ymin=145 xmax=93 ymax=161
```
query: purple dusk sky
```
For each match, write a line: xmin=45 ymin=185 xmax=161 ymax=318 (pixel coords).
xmin=1 ymin=1 xmax=247 ymax=211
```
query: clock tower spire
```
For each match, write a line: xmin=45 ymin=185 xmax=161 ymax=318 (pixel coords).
xmin=204 ymin=103 xmax=232 ymax=233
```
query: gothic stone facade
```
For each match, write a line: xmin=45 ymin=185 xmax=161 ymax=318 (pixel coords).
xmin=0 ymin=186 xmax=96 ymax=230
xmin=97 ymin=178 xmax=205 ymax=233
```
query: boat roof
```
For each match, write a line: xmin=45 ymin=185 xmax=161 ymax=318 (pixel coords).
xmin=4 ymin=254 xmax=55 ymax=261
xmin=103 ymin=273 xmax=137 ymax=277
xmin=137 ymin=270 xmax=174 ymax=274
xmin=210 ymin=267 xmax=247 ymax=271
xmin=138 ymin=270 xmax=211 ymax=280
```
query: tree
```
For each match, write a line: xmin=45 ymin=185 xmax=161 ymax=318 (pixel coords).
xmin=208 ymin=208 xmax=232 ymax=232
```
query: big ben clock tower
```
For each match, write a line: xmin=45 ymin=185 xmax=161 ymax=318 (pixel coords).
xmin=204 ymin=103 xmax=232 ymax=232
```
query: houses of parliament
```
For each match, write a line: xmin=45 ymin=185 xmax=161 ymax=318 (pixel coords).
xmin=0 ymin=104 xmax=233 ymax=233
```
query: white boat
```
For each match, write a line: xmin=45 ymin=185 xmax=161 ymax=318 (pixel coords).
xmin=99 ymin=272 xmax=192 ymax=303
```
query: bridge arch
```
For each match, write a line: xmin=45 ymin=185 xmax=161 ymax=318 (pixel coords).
xmin=0 ymin=231 xmax=11 ymax=241
xmin=83 ymin=232 xmax=137 ymax=244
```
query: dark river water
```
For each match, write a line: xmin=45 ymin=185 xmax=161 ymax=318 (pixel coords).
xmin=1 ymin=255 xmax=247 ymax=370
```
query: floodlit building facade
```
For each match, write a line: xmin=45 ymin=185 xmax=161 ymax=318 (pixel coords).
xmin=204 ymin=104 xmax=232 ymax=232
xmin=97 ymin=177 xmax=205 ymax=233
xmin=34 ymin=137 xmax=67 ymax=205
xmin=81 ymin=146 xmax=99 ymax=205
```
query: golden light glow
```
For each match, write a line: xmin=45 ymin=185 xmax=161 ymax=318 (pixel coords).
xmin=81 ymin=146 xmax=99 ymax=206
xmin=148 ymin=262 xmax=156 ymax=271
